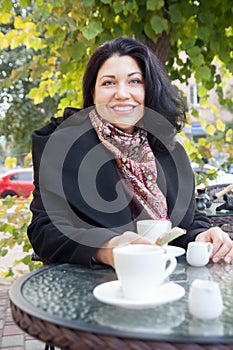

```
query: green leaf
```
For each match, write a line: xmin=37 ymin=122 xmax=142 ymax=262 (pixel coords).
xmin=12 ymin=67 xmax=29 ymax=80
xmin=100 ymin=0 xmax=112 ymax=4
xmin=81 ymin=20 xmax=103 ymax=40
xmin=225 ymin=26 xmax=233 ymax=38
xmin=169 ymin=4 xmax=182 ymax=24
xmin=65 ymin=17 xmax=78 ymax=31
xmin=182 ymin=38 xmax=196 ymax=50
xmin=187 ymin=46 xmax=201 ymax=57
xmin=210 ymin=41 xmax=220 ymax=53
xmin=197 ymin=26 xmax=210 ymax=41
xmin=21 ymin=255 xmax=33 ymax=264
xmin=150 ymin=15 xmax=168 ymax=34
xmin=4 ymin=268 xmax=14 ymax=278
xmin=0 ymin=249 xmax=8 ymax=257
xmin=50 ymin=0 xmax=64 ymax=6
xmin=191 ymin=109 xmax=200 ymax=118
xmin=0 ymin=77 xmax=11 ymax=89
xmin=199 ymin=98 xmax=209 ymax=108
xmin=192 ymin=53 xmax=204 ymax=67
xmin=199 ymin=12 xmax=214 ymax=25
xmin=1 ymin=0 xmax=12 ymax=12
xmin=197 ymin=85 xmax=208 ymax=98
xmin=180 ymin=2 xmax=197 ymax=18
xmin=113 ymin=3 xmax=124 ymax=13
xmin=82 ymin=0 xmax=95 ymax=6
xmin=144 ymin=22 xmax=155 ymax=39
xmin=20 ymin=0 xmax=32 ymax=6
xmin=195 ymin=65 xmax=211 ymax=81
xmin=66 ymin=42 xmax=86 ymax=60
xmin=147 ymin=0 xmax=164 ymax=11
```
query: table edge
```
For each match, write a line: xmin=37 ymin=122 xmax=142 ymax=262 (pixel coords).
xmin=8 ymin=264 xmax=233 ymax=345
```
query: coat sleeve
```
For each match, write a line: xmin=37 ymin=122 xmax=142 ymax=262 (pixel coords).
xmin=27 ymin=123 xmax=121 ymax=268
xmin=27 ymin=187 xmax=119 ymax=268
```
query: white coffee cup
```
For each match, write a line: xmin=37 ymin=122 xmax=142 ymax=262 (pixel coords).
xmin=189 ymin=279 xmax=223 ymax=320
xmin=186 ymin=242 xmax=213 ymax=267
xmin=113 ymin=244 xmax=177 ymax=300
xmin=136 ymin=220 xmax=172 ymax=243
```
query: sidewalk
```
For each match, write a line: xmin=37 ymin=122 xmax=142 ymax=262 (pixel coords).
xmin=0 ymin=245 xmax=59 ymax=350
xmin=0 ymin=276 xmax=48 ymax=350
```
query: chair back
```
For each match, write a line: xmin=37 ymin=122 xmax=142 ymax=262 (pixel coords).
xmin=206 ymin=184 xmax=232 ymax=203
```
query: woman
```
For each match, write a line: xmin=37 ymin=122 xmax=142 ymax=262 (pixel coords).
xmin=27 ymin=37 xmax=233 ymax=268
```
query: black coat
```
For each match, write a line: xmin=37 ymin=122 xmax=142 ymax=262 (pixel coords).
xmin=27 ymin=108 xmax=211 ymax=267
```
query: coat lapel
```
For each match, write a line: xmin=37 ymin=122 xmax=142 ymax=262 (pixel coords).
xmin=60 ymin=114 xmax=135 ymax=232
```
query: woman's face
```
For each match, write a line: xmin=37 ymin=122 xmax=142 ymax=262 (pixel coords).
xmin=93 ymin=55 xmax=145 ymax=134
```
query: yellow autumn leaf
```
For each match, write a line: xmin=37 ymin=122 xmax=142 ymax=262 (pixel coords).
xmin=200 ymin=117 xmax=207 ymax=129
xmin=48 ymin=57 xmax=56 ymax=65
xmin=29 ymin=87 xmax=44 ymax=104
xmin=199 ymin=98 xmax=209 ymax=108
xmin=206 ymin=124 xmax=216 ymax=136
xmin=12 ymin=34 xmax=26 ymax=48
xmin=28 ymin=37 xmax=46 ymax=51
xmin=226 ymin=128 xmax=233 ymax=142
xmin=216 ymin=119 xmax=225 ymax=132
xmin=0 ymin=13 xmax=12 ymax=24
xmin=5 ymin=29 xmax=18 ymax=43
xmin=14 ymin=16 xmax=26 ymax=29
xmin=210 ymin=104 xmax=219 ymax=117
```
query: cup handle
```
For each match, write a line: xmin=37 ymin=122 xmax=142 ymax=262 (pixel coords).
xmin=207 ymin=243 xmax=213 ymax=257
xmin=164 ymin=254 xmax=177 ymax=279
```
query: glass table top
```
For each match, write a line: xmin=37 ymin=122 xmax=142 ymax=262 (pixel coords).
xmin=10 ymin=257 xmax=233 ymax=343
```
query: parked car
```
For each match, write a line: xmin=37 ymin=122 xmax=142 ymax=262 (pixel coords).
xmin=191 ymin=162 xmax=233 ymax=186
xmin=0 ymin=168 xmax=34 ymax=198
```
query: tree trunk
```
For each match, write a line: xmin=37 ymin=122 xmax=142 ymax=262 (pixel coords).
xmin=145 ymin=31 xmax=171 ymax=66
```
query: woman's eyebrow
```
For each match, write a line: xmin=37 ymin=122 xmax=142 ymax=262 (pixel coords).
xmin=99 ymin=75 xmax=115 ymax=81
xmin=128 ymin=72 xmax=143 ymax=77
xmin=99 ymin=72 xmax=143 ymax=81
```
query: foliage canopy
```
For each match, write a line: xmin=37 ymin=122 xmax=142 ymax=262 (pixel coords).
xmin=0 ymin=0 xmax=232 ymax=176
xmin=0 ymin=0 xmax=232 ymax=114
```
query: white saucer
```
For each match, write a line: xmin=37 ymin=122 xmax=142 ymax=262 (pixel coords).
xmin=164 ymin=245 xmax=185 ymax=257
xmin=93 ymin=281 xmax=185 ymax=309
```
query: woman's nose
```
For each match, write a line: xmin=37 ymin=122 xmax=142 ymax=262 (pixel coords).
xmin=114 ymin=83 xmax=130 ymax=99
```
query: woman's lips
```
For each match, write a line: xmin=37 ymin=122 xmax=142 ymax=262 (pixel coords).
xmin=111 ymin=105 xmax=137 ymax=112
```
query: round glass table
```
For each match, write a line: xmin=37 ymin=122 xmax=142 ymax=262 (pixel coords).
xmin=9 ymin=257 xmax=233 ymax=350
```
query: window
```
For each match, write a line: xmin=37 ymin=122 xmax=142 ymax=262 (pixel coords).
xmin=189 ymin=85 xmax=200 ymax=106
xmin=10 ymin=171 xmax=32 ymax=181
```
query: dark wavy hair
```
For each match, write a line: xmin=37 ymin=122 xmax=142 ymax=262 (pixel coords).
xmin=82 ymin=37 xmax=187 ymax=132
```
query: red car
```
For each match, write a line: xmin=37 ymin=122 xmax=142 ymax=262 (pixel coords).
xmin=0 ymin=168 xmax=34 ymax=198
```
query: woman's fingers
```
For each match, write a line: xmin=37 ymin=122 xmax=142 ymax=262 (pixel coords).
xmin=196 ymin=227 xmax=233 ymax=264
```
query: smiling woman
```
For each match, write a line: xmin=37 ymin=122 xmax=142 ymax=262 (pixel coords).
xmin=27 ymin=37 xmax=233 ymax=269
xmin=93 ymin=55 xmax=145 ymax=134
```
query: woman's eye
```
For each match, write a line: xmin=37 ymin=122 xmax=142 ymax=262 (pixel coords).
xmin=130 ymin=79 xmax=143 ymax=85
xmin=102 ymin=80 xmax=115 ymax=86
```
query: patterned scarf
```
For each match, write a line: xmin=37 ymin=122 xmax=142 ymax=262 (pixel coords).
xmin=89 ymin=109 xmax=167 ymax=220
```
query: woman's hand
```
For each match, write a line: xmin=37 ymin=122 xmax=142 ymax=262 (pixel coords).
xmin=94 ymin=231 xmax=154 ymax=268
xmin=195 ymin=227 xmax=233 ymax=264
